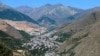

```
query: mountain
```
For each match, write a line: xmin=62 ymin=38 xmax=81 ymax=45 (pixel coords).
xmin=1 ymin=2 xmax=100 ymax=56
xmin=37 ymin=16 xmax=56 ymax=28
xmin=0 ymin=20 xmax=25 ymax=50
xmin=0 ymin=20 xmax=35 ymax=54
xmin=0 ymin=3 xmax=38 ymax=24
xmin=55 ymin=7 xmax=100 ymax=56
xmin=16 ymin=4 xmax=84 ymax=26
xmin=57 ymin=7 xmax=100 ymax=33
xmin=16 ymin=6 xmax=37 ymax=18
xmin=0 ymin=20 xmax=23 ymax=39
xmin=64 ymin=7 xmax=100 ymax=24
xmin=0 ymin=3 xmax=47 ymax=35
xmin=4 ymin=20 xmax=46 ymax=35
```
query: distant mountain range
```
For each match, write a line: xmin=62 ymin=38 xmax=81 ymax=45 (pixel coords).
xmin=16 ymin=4 xmax=84 ymax=26
xmin=0 ymin=3 xmax=84 ymax=29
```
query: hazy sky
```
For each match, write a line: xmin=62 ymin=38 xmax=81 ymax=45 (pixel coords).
xmin=0 ymin=0 xmax=100 ymax=9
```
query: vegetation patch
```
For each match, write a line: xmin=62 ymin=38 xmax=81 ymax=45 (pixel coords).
xmin=55 ymin=32 xmax=72 ymax=42
xmin=0 ymin=42 xmax=12 ymax=56
xmin=0 ymin=30 xmax=23 ymax=50
xmin=0 ymin=30 xmax=11 ymax=37
xmin=72 ymin=32 xmax=89 ymax=42
xmin=19 ymin=30 xmax=35 ymax=40
xmin=59 ymin=49 xmax=67 ymax=56
xmin=69 ymin=51 xmax=75 ymax=56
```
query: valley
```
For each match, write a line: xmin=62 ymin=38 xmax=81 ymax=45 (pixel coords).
xmin=0 ymin=1 xmax=100 ymax=56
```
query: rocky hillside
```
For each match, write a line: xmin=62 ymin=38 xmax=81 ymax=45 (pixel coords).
xmin=55 ymin=8 xmax=100 ymax=56
xmin=0 ymin=20 xmax=23 ymax=39
xmin=4 ymin=20 xmax=46 ymax=35
xmin=0 ymin=20 xmax=26 ymax=51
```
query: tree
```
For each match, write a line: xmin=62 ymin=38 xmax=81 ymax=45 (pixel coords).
xmin=0 ymin=42 xmax=13 ymax=56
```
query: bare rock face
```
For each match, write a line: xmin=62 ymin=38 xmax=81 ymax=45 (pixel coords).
xmin=0 ymin=20 xmax=23 ymax=39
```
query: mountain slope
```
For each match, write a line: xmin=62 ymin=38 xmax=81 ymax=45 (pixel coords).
xmin=16 ymin=6 xmax=37 ymax=18
xmin=0 ymin=3 xmax=47 ymax=35
xmin=57 ymin=7 xmax=100 ymax=33
xmin=0 ymin=20 xmax=23 ymax=39
xmin=55 ymin=8 xmax=100 ymax=56
xmin=64 ymin=7 xmax=100 ymax=24
xmin=4 ymin=20 xmax=46 ymax=35
xmin=0 ymin=3 xmax=38 ymax=24
xmin=0 ymin=20 xmax=27 ymax=52
xmin=37 ymin=16 xmax=56 ymax=28
xmin=57 ymin=20 xmax=100 ymax=56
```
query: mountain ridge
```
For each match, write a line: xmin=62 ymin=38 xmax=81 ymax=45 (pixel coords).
xmin=16 ymin=4 xmax=84 ymax=26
